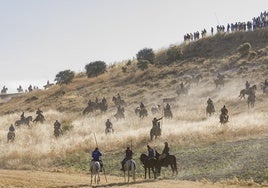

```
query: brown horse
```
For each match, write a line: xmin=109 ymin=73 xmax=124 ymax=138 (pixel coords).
xmin=140 ymin=154 xmax=157 ymax=179
xmin=155 ymin=154 xmax=178 ymax=176
xmin=239 ymin=85 xmax=257 ymax=99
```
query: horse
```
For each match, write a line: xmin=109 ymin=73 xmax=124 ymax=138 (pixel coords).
xmin=247 ymin=93 xmax=255 ymax=109
xmin=206 ymin=103 xmax=215 ymax=116
xmin=90 ymin=161 xmax=101 ymax=185
xmin=105 ymin=127 xmax=114 ymax=134
xmin=164 ymin=107 xmax=173 ymax=119
xmin=15 ymin=116 xmax=32 ymax=127
xmin=114 ymin=109 xmax=125 ymax=120
xmin=17 ymin=87 xmax=23 ymax=93
xmin=43 ymin=83 xmax=54 ymax=90
xmin=155 ymin=154 xmax=178 ymax=176
xmin=140 ymin=154 xmax=157 ymax=179
xmin=54 ymin=128 xmax=63 ymax=138
xmin=219 ymin=114 xmax=228 ymax=124
xmin=123 ymin=159 xmax=136 ymax=182
xmin=150 ymin=125 xmax=161 ymax=140
xmin=7 ymin=131 xmax=15 ymax=143
xmin=260 ymin=82 xmax=268 ymax=94
xmin=96 ymin=101 xmax=108 ymax=112
xmin=33 ymin=114 xmax=45 ymax=123
xmin=1 ymin=86 xmax=8 ymax=94
xmin=214 ymin=78 xmax=224 ymax=88
xmin=239 ymin=85 xmax=257 ymax=99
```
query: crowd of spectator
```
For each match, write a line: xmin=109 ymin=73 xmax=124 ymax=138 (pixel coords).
xmin=183 ymin=11 xmax=268 ymax=43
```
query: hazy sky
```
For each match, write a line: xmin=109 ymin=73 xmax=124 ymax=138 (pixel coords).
xmin=0 ymin=0 xmax=266 ymax=92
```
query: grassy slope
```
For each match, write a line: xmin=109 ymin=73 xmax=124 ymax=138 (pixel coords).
xmin=0 ymin=29 xmax=268 ymax=185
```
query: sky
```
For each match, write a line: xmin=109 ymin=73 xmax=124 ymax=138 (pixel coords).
xmin=0 ymin=0 xmax=267 ymax=92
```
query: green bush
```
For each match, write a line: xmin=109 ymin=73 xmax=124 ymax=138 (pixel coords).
xmin=166 ymin=45 xmax=183 ymax=64
xmin=137 ymin=60 xmax=149 ymax=71
xmin=61 ymin=119 xmax=74 ymax=132
xmin=237 ymin=42 xmax=251 ymax=57
xmin=136 ymin=48 xmax=155 ymax=64
xmin=54 ymin=70 xmax=75 ymax=85
xmin=85 ymin=61 xmax=107 ymax=78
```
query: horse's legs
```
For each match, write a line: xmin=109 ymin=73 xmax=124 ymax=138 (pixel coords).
xmin=124 ymin=170 xmax=126 ymax=182
xmin=90 ymin=172 xmax=93 ymax=185
xmin=133 ymin=169 xmax=136 ymax=182
xmin=145 ymin=168 xmax=147 ymax=179
xmin=148 ymin=167 xmax=150 ymax=179
xmin=97 ymin=172 xmax=100 ymax=184
xmin=128 ymin=169 xmax=130 ymax=182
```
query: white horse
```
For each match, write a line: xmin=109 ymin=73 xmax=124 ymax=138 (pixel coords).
xmin=123 ymin=159 xmax=136 ymax=182
xmin=90 ymin=161 xmax=100 ymax=184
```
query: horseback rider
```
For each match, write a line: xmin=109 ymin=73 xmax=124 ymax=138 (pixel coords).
xmin=95 ymin=97 xmax=99 ymax=103
xmin=117 ymin=93 xmax=121 ymax=101
xmin=9 ymin=124 xmax=15 ymax=132
xmin=147 ymin=145 xmax=156 ymax=160
xmin=207 ymin=98 xmax=213 ymax=106
xmin=159 ymin=142 xmax=170 ymax=160
xmin=20 ymin=112 xmax=25 ymax=121
xmin=92 ymin=147 xmax=103 ymax=172
xmin=120 ymin=146 xmax=133 ymax=171
xmin=36 ymin=108 xmax=44 ymax=118
xmin=105 ymin=119 xmax=113 ymax=132
xmin=152 ymin=117 xmax=162 ymax=129
xmin=220 ymin=105 xmax=229 ymax=121
xmin=101 ymin=97 xmax=107 ymax=104
xmin=140 ymin=102 xmax=145 ymax=109
xmin=54 ymin=120 xmax=62 ymax=136
xmin=166 ymin=103 xmax=171 ymax=111
xmin=88 ymin=99 xmax=93 ymax=106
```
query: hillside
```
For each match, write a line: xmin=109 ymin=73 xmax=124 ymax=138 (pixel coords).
xmin=0 ymin=29 xmax=268 ymax=187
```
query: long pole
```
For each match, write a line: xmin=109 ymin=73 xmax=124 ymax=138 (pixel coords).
xmin=93 ymin=133 xmax=107 ymax=183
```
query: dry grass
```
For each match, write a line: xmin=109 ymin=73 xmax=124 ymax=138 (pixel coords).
xmin=0 ymin=29 xmax=268 ymax=186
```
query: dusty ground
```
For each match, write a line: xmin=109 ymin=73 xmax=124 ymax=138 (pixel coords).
xmin=0 ymin=169 xmax=263 ymax=188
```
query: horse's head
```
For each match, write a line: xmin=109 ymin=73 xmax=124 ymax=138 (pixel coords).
xmin=140 ymin=153 xmax=148 ymax=163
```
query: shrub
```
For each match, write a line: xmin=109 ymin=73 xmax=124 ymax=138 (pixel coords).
xmin=54 ymin=70 xmax=75 ymax=85
xmin=136 ymin=48 xmax=155 ymax=64
xmin=61 ymin=119 xmax=74 ymax=132
xmin=237 ymin=42 xmax=251 ymax=57
xmin=166 ymin=45 xmax=183 ymax=64
xmin=85 ymin=61 xmax=107 ymax=78
xmin=121 ymin=66 xmax=127 ymax=73
xmin=137 ymin=60 xmax=149 ymax=71
xmin=126 ymin=60 xmax=132 ymax=66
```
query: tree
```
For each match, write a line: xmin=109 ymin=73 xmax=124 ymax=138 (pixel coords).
xmin=54 ymin=70 xmax=75 ymax=85
xmin=136 ymin=48 xmax=155 ymax=64
xmin=237 ymin=42 xmax=251 ymax=57
xmin=85 ymin=61 xmax=107 ymax=78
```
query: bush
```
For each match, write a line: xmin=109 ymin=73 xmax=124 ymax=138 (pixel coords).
xmin=121 ymin=66 xmax=127 ymax=73
xmin=166 ymin=46 xmax=183 ymax=64
xmin=85 ymin=61 xmax=107 ymax=78
xmin=137 ymin=60 xmax=149 ymax=71
xmin=248 ymin=51 xmax=257 ymax=60
xmin=54 ymin=70 xmax=75 ymax=85
xmin=136 ymin=48 xmax=155 ymax=64
xmin=61 ymin=119 xmax=74 ymax=132
xmin=237 ymin=42 xmax=251 ymax=57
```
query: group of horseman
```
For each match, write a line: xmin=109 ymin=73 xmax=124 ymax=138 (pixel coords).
xmin=90 ymin=141 xmax=171 ymax=173
xmin=206 ymin=97 xmax=229 ymax=123
xmin=7 ymin=108 xmax=64 ymax=141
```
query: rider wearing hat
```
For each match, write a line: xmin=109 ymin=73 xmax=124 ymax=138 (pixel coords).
xmin=120 ymin=146 xmax=133 ymax=171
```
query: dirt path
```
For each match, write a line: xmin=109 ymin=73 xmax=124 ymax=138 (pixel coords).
xmin=0 ymin=169 xmax=261 ymax=188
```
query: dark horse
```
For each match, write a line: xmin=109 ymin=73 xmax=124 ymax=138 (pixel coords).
xmin=135 ymin=107 xmax=148 ymax=118
xmin=140 ymin=154 xmax=157 ymax=179
xmin=164 ymin=107 xmax=173 ymax=119
xmin=206 ymin=103 xmax=215 ymax=116
xmin=112 ymin=96 xmax=126 ymax=106
xmin=219 ymin=114 xmax=228 ymax=124
xmin=239 ymin=85 xmax=257 ymax=99
xmin=247 ymin=93 xmax=255 ymax=109
xmin=33 ymin=114 xmax=45 ymax=123
xmin=214 ymin=78 xmax=224 ymax=88
xmin=155 ymin=154 xmax=178 ymax=176
xmin=15 ymin=116 xmax=32 ymax=127
xmin=150 ymin=124 xmax=161 ymax=140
